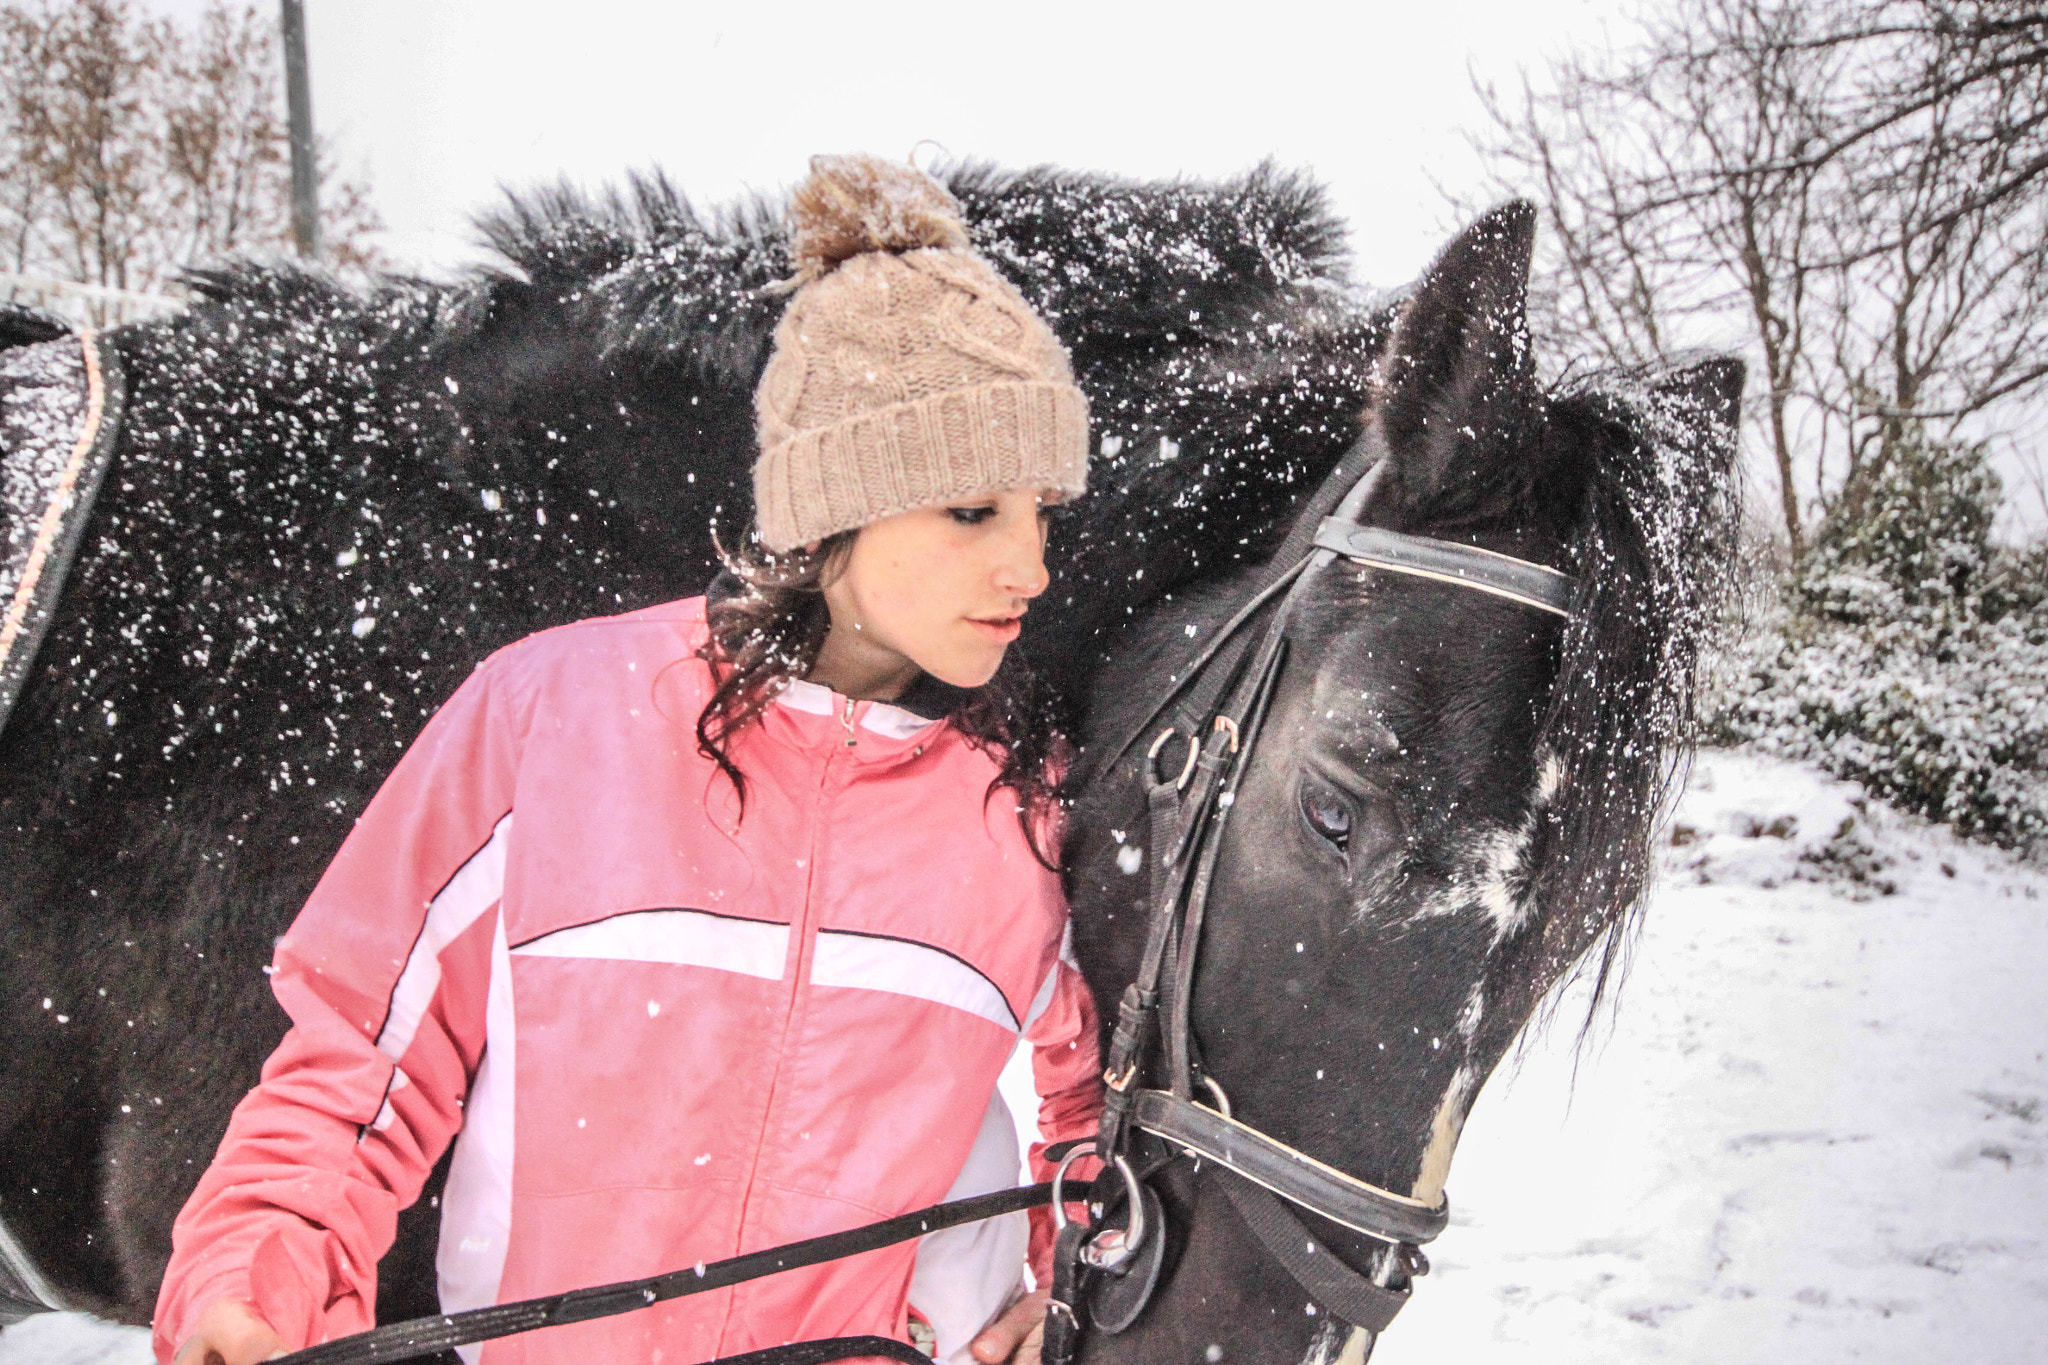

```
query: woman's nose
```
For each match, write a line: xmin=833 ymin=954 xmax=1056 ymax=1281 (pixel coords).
xmin=994 ymin=509 xmax=1051 ymax=600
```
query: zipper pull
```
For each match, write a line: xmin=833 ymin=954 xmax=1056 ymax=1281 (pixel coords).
xmin=841 ymin=694 xmax=858 ymax=747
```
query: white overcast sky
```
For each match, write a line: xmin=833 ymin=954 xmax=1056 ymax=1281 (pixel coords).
xmin=150 ymin=0 xmax=1632 ymax=289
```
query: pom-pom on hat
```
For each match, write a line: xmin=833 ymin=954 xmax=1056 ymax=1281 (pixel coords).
xmin=752 ymin=154 xmax=1090 ymax=553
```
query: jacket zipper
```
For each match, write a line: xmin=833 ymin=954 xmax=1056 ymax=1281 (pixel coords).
xmin=721 ymin=709 xmax=843 ymax=1348
xmin=840 ymin=694 xmax=858 ymax=747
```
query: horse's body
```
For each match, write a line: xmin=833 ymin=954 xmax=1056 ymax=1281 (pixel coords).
xmin=0 ymin=164 xmax=1739 ymax=1364
xmin=0 ymin=162 xmax=1374 ymax=1326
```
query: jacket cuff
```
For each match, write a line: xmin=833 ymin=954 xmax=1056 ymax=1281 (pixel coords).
xmin=153 ymin=1266 xmax=257 ymax=1363
xmin=250 ymin=1225 xmax=339 ymax=1350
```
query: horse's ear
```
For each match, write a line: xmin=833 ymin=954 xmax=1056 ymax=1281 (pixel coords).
xmin=1370 ymin=201 xmax=1539 ymax=517
xmin=1650 ymin=356 xmax=1745 ymax=436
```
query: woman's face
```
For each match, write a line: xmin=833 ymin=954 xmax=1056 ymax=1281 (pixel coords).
xmin=814 ymin=487 xmax=1057 ymax=698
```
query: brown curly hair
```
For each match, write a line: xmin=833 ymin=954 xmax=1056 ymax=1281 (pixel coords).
xmin=694 ymin=534 xmax=1068 ymax=867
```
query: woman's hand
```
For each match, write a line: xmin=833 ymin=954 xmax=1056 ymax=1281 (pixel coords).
xmin=172 ymin=1298 xmax=287 ymax=1365
xmin=969 ymin=1286 xmax=1050 ymax=1365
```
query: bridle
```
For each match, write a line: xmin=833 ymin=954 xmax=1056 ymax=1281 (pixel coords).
xmin=1040 ymin=424 xmax=1574 ymax=1365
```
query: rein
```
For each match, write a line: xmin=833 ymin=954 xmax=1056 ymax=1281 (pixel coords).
xmin=270 ymin=1176 xmax=1091 ymax=1365
xmin=1041 ymin=427 xmax=1575 ymax=1365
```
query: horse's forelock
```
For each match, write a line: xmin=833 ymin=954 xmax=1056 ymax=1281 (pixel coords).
xmin=1516 ymin=372 xmax=1741 ymax=1025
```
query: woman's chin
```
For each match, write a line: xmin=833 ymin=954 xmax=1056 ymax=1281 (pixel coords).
xmin=920 ymin=649 xmax=1005 ymax=692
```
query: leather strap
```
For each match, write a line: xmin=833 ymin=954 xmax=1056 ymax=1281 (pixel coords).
xmin=1040 ymin=1221 xmax=1091 ymax=1365
xmin=1312 ymin=518 xmax=1573 ymax=617
xmin=275 ymin=1180 xmax=1088 ymax=1365
xmin=1093 ymin=766 xmax=1187 ymax=1158
xmin=1164 ymin=630 xmax=1289 ymax=1099
xmin=694 ymin=1337 xmax=930 ymax=1365
xmin=1100 ymin=557 xmax=1302 ymax=786
xmin=1093 ymin=416 xmax=1389 ymax=783
xmin=1215 ymin=1171 xmax=1410 ymax=1337
xmin=1132 ymin=1091 xmax=1448 ymax=1244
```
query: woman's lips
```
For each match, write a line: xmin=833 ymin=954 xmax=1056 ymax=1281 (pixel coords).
xmin=968 ymin=616 xmax=1022 ymax=644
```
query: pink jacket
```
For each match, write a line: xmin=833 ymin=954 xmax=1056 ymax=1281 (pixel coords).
xmin=153 ymin=597 xmax=1101 ymax=1364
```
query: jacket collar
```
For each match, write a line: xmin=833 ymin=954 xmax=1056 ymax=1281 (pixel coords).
xmin=773 ymin=677 xmax=946 ymax=751
xmin=775 ymin=677 xmax=937 ymax=737
xmin=702 ymin=573 xmax=962 ymax=756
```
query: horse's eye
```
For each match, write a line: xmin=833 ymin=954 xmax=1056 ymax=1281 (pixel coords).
xmin=1299 ymin=782 xmax=1353 ymax=851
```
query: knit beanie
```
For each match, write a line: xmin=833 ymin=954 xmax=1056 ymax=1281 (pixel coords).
xmin=752 ymin=154 xmax=1090 ymax=552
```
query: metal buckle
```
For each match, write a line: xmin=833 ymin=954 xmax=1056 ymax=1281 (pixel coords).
xmin=1103 ymin=1059 xmax=1138 ymax=1093
xmin=1049 ymin=1142 xmax=1098 ymax=1232
xmin=1079 ymin=1157 xmax=1150 ymax=1271
xmin=1146 ymin=727 xmax=1201 ymax=791
xmin=1050 ymin=1145 xmax=1151 ymax=1271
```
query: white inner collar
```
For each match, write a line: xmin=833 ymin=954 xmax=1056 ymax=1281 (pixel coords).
xmin=776 ymin=677 xmax=938 ymax=740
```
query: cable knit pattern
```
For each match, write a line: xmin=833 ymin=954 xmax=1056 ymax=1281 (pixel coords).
xmin=753 ymin=158 xmax=1089 ymax=550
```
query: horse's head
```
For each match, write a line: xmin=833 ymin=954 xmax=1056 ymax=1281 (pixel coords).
xmin=1067 ymin=202 xmax=1742 ymax=1363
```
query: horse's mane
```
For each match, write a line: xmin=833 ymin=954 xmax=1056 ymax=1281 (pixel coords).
xmin=1517 ymin=362 xmax=1742 ymax=1026
xmin=453 ymin=161 xmax=1351 ymax=383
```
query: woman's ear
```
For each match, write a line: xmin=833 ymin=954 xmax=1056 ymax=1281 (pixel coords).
xmin=814 ymin=535 xmax=855 ymax=593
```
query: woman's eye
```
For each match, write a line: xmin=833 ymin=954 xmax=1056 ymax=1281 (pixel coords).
xmin=947 ymin=506 xmax=998 ymax=526
xmin=1299 ymin=783 xmax=1353 ymax=851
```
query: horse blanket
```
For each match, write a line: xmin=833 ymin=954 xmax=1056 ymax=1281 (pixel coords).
xmin=0 ymin=328 xmax=123 ymax=742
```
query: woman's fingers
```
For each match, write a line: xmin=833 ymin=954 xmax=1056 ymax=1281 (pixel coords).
xmin=970 ymin=1287 xmax=1050 ymax=1365
xmin=173 ymin=1298 xmax=288 ymax=1365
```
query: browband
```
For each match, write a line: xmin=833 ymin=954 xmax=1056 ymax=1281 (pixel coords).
xmin=1313 ymin=517 xmax=1574 ymax=618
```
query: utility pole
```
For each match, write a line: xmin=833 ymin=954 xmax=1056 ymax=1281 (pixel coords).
xmin=280 ymin=0 xmax=319 ymax=260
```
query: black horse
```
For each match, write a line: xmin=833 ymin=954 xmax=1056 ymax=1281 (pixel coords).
xmin=0 ymin=161 xmax=1374 ymax=1329
xmin=0 ymin=163 xmax=1739 ymax=1365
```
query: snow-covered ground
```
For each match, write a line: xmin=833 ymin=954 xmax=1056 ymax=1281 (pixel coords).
xmin=1387 ymin=751 xmax=2048 ymax=1363
xmin=6 ymin=751 xmax=2044 ymax=1364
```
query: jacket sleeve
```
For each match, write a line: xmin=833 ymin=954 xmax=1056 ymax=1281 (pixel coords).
xmin=1022 ymin=945 xmax=1102 ymax=1286
xmin=152 ymin=656 xmax=528 ymax=1362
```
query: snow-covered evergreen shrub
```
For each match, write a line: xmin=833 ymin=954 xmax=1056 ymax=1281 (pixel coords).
xmin=1709 ymin=437 xmax=2048 ymax=854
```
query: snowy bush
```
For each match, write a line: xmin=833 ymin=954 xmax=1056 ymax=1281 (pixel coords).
xmin=1708 ymin=437 xmax=2048 ymax=854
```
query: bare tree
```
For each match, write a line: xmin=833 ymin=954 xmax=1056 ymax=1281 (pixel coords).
xmin=0 ymin=0 xmax=383 ymax=321
xmin=0 ymin=10 xmax=48 ymax=275
xmin=1 ymin=0 xmax=171 ymax=295
xmin=161 ymin=3 xmax=286 ymax=267
xmin=1468 ymin=0 xmax=2048 ymax=554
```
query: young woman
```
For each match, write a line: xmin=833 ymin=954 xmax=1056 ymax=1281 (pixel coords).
xmin=155 ymin=155 xmax=1102 ymax=1365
